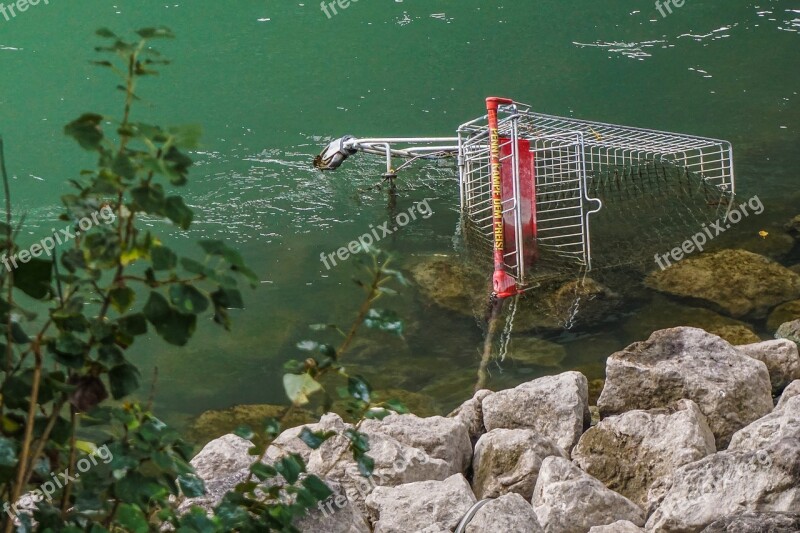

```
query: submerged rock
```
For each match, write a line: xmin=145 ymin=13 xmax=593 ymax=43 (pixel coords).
xmin=785 ymin=214 xmax=800 ymax=236
xmin=186 ymin=404 xmax=314 ymax=446
xmin=472 ymin=428 xmax=567 ymax=500
xmin=365 ymin=474 xmax=476 ymax=533
xmin=532 ymin=456 xmax=645 ymax=532
xmin=409 ymin=256 xmax=485 ymax=316
xmin=482 ymin=371 xmax=589 ymax=452
xmin=736 ymin=339 xmax=800 ymax=394
xmin=645 ymin=249 xmax=800 ymax=319
xmin=465 ymin=493 xmax=543 ymax=533
xmin=513 ymin=277 xmax=622 ymax=332
xmin=708 ymin=325 xmax=761 ymax=345
xmin=572 ymin=399 xmax=716 ymax=509
xmin=505 ymin=336 xmax=567 ymax=367
xmin=775 ymin=319 xmax=800 ymax=344
xmin=622 ymin=294 xmax=760 ymax=345
xmin=646 ymin=438 xmax=800 ymax=532
xmin=767 ymin=299 xmax=800 ymax=332
xmin=597 ymin=327 xmax=773 ymax=448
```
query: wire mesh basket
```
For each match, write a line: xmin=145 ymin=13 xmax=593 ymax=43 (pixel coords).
xmin=457 ymin=99 xmax=734 ymax=294
xmin=314 ymin=97 xmax=735 ymax=298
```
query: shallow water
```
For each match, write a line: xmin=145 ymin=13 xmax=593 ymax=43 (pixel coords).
xmin=1 ymin=1 xmax=798 ymax=430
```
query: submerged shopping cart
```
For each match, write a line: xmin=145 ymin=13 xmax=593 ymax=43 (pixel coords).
xmin=315 ymin=97 xmax=735 ymax=299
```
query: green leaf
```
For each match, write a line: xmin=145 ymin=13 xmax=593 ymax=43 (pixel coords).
xmin=177 ymin=473 xmax=206 ymax=498
xmin=355 ymin=453 xmax=374 ymax=478
xmin=283 ymin=373 xmax=322 ymax=406
xmin=151 ymin=246 xmax=177 ymax=271
xmin=116 ymin=503 xmax=148 ymax=533
xmin=9 ymin=321 xmax=30 ymax=344
xmin=165 ymin=196 xmax=193 ymax=230
xmin=14 ymin=257 xmax=52 ymax=300
xmin=0 ymin=437 xmax=18 ymax=467
xmin=348 ymin=375 xmax=371 ymax=403
xmin=233 ymin=425 xmax=254 ymax=440
xmin=143 ymin=291 xmax=196 ymax=346
xmin=275 ymin=454 xmax=305 ymax=484
xmin=117 ymin=313 xmax=148 ymax=337
xmin=98 ymin=345 xmax=125 ymax=366
xmin=111 ymin=153 xmax=136 ymax=180
xmin=109 ymin=286 xmax=136 ymax=313
xmin=168 ymin=284 xmax=209 ymax=314
xmin=130 ymin=183 xmax=165 ymax=215
xmin=64 ymin=113 xmax=104 ymax=151
xmin=249 ymin=462 xmax=277 ymax=481
xmin=108 ymin=363 xmax=140 ymax=399
xmin=211 ymin=287 xmax=244 ymax=309
xmin=299 ymin=427 xmax=335 ymax=450
xmin=381 ymin=399 xmax=409 ymax=414
xmin=95 ymin=28 xmax=117 ymax=39
xmin=302 ymin=475 xmax=334 ymax=501
xmin=136 ymin=27 xmax=175 ymax=39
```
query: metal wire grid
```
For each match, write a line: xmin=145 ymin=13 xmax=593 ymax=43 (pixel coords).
xmin=457 ymin=104 xmax=734 ymax=284
xmin=529 ymin=135 xmax=594 ymax=270
xmin=523 ymin=112 xmax=734 ymax=195
xmin=458 ymin=118 xmax=597 ymax=283
xmin=459 ymin=106 xmax=734 ymax=193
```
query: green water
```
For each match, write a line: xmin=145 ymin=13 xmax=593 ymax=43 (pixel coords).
xmin=1 ymin=1 xmax=798 ymax=426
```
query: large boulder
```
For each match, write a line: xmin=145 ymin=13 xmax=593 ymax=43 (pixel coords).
xmin=645 ymin=249 xmax=800 ymax=319
xmin=365 ymin=474 xmax=476 ymax=533
xmin=294 ymin=479 xmax=371 ymax=533
xmin=482 ymin=372 xmax=589 ymax=452
xmin=572 ymin=399 xmax=715 ymax=509
xmin=266 ymin=413 xmax=452 ymax=517
xmin=588 ymin=521 xmax=644 ymax=533
xmin=465 ymin=493 xmax=543 ymax=533
xmin=767 ymin=299 xmax=800 ymax=332
xmin=776 ymin=319 xmax=800 ymax=344
xmin=597 ymin=327 xmax=773 ymax=447
xmin=700 ymin=511 xmax=800 ymax=532
xmin=532 ymin=456 xmax=645 ymax=532
xmin=728 ymin=395 xmax=800 ymax=451
xmin=180 ymin=433 xmax=253 ymax=513
xmin=736 ymin=339 xmax=800 ymax=394
xmin=359 ymin=413 xmax=472 ymax=475
xmin=776 ymin=379 xmax=800 ymax=409
xmin=448 ymin=389 xmax=492 ymax=444
xmin=646 ymin=438 xmax=800 ymax=532
xmin=472 ymin=428 xmax=567 ymax=500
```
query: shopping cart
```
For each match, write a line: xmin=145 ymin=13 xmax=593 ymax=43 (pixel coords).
xmin=315 ymin=97 xmax=735 ymax=299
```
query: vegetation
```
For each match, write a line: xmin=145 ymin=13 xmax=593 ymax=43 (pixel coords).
xmin=0 ymin=28 xmax=403 ymax=532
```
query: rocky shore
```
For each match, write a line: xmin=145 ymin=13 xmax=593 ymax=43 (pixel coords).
xmin=182 ymin=324 xmax=800 ymax=532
